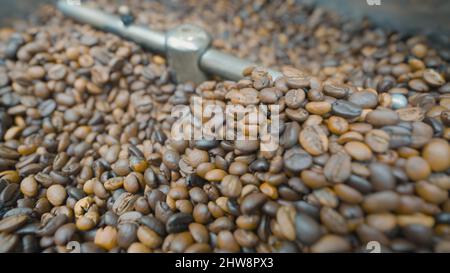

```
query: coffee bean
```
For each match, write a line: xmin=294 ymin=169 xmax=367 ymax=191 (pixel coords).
xmin=323 ymin=82 xmax=350 ymax=98
xmin=331 ymin=100 xmax=362 ymax=118
xmin=366 ymin=109 xmax=399 ymax=126
xmin=365 ymin=129 xmax=390 ymax=153
xmin=344 ymin=141 xmax=372 ymax=161
xmin=402 ymin=224 xmax=433 ymax=246
xmin=423 ymin=69 xmax=445 ymax=86
xmin=422 ymin=139 xmax=450 ymax=172
xmin=311 ymin=235 xmax=351 ymax=253
xmin=362 ymin=191 xmax=400 ymax=213
xmin=95 ymin=226 xmax=118 ymax=250
xmin=0 ymin=215 xmax=28 ymax=233
xmin=140 ymin=216 xmax=166 ymax=237
xmin=233 ymin=229 xmax=258 ymax=248
xmin=283 ymin=67 xmax=310 ymax=88
xmin=334 ymin=184 xmax=363 ymax=204
xmin=415 ymin=181 xmax=448 ymax=204
xmin=285 ymin=107 xmax=309 ymax=122
xmin=405 ymin=156 xmax=431 ymax=181
xmin=305 ymin=101 xmax=332 ymax=115
xmin=47 ymin=64 xmax=67 ymax=80
xmin=170 ymin=231 xmax=194 ymax=253
xmin=217 ymin=230 xmax=240 ymax=252
xmin=320 ymin=207 xmax=348 ymax=234
xmin=348 ymin=90 xmax=378 ymax=109
xmin=276 ymin=206 xmax=296 ymax=240
xmin=241 ymin=193 xmax=267 ymax=215
xmin=166 ymin=213 xmax=193 ymax=234
xmin=234 ymin=140 xmax=260 ymax=153
xmin=163 ymin=150 xmax=180 ymax=171
xmin=204 ymin=169 xmax=227 ymax=182
xmin=37 ymin=214 xmax=68 ymax=236
xmin=283 ymin=147 xmax=312 ymax=173
xmin=46 ymin=184 xmax=67 ymax=206
xmin=327 ymin=116 xmax=349 ymax=135
xmin=281 ymin=122 xmax=300 ymax=149
xmin=285 ymin=89 xmax=305 ymax=109
xmin=324 ymin=153 xmax=351 ymax=183
xmin=249 ymin=158 xmax=269 ymax=172
xmin=228 ymin=87 xmax=259 ymax=105
xmin=0 ymin=232 xmax=19 ymax=253
xmin=220 ymin=175 xmax=242 ymax=198
xmin=436 ymin=213 xmax=450 ymax=225
xmin=294 ymin=212 xmax=321 ymax=245
xmin=113 ymin=192 xmax=138 ymax=215
xmin=54 ymin=223 xmax=76 ymax=246
xmin=299 ymin=125 xmax=328 ymax=156
xmin=20 ymin=175 xmax=38 ymax=197
xmin=117 ymin=223 xmax=138 ymax=248
xmin=369 ymin=162 xmax=396 ymax=191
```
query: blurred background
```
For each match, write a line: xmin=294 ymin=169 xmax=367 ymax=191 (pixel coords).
xmin=1 ymin=0 xmax=449 ymax=41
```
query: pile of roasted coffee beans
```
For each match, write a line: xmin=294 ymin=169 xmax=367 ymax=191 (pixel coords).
xmin=1 ymin=0 xmax=450 ymax=253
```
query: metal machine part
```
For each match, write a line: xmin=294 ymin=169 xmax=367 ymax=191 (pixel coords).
xmin=56 ymin=0 xmax=277 ymax=82
xmin=56 ymin=0 xmax=406 ymax=109
xmin=166 ymin=24 xmax=211 ymax=84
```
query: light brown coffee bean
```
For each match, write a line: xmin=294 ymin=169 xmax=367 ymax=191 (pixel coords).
xmin=46 ymin=184 xmax=67 ymax=206
xmin=324 ymin=153 xmax=351 ymax=183
xmin=344 ymin=141 xmax=372 ymax=161
xmin=365 ymin=129 xmax=390 ymax=153
xmin=405 ymin=156 xmax=431 ymax=181
xmin=299 ymin=125 xmax=328 ymax=156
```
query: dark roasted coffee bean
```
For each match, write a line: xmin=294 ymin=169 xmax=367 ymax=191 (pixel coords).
xmin=423 ymin=116 xmax=444 ymax=137
xmin=347 ymin=175 xmax=373 ymax=194
xmin=295 ymin=212 xmax=321 ymax=246
xmin=241 ymin=193 xmax=267 ymax=215
xmin=194 ymin=140 xmax=220 ymax=150
xmin=436 ymin=213 xmax=450 ymax=225
xmin=348 ymin=91 xmax=378 ymax=109
xmin=281 ymin=122 xmax=300 ymax=149
xmin=0 ymin=111 xmax=12 ymax=140
xmin=320 ymin=207 xmax=348 ymax=234
xmin=166 ymin=213 xmax=193 ymax=234
xmin=324 ymin=153 xmax=351 ymax=183
xmin=140 ymin=215 xmax=166 ymax=237
xmin=22 ymin=234 xmax=38 ymax=253
xmin=249 ymin=158 xmax=269 ymax=172
xmin=402 ymin=224 xmax=433 ymax=246
xmin=117 ymin=222 xmax=138 ymax=248
xmin=54 ymin=223 xmax=76 ymax=246
xmin=38 ymin=100 xmax=56 ymax=117
xmin=36 ymin=214 xmax=68 ymax=236
xmin=369 ymin=162 xmax=396 ymax=191
xmin=331 ymin=100 xmax=362 ymax=118
xmin=283 ymin=148 xmax=312 ymax=173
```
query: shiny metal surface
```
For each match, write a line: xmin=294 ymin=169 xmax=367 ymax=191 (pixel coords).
xmin=200 ymin=49 xmax=282 ymax=82
xmin=166 ymin=24 xmax=211 ymax=84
